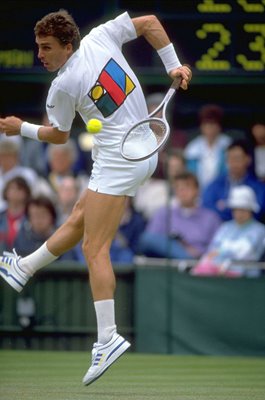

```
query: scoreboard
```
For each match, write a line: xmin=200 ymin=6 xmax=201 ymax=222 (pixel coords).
xmin=120 ymin=0 xmax=265 ymax=82
xmin=0 ymin=0 xmax=264 ymax=83
xmin=183 ymin=1 xmax=264 ymax=73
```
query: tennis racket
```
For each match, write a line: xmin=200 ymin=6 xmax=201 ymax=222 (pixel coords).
xmin=120 ymin=76 xmax=181 ymax=162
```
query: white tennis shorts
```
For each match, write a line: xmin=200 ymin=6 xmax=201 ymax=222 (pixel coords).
xmin=88 ymin=144 xmax=158 ymax=196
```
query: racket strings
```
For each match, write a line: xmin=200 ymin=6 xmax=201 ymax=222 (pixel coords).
xmin=149 ymin=120 xmax=167 ymax=144
xmin=121 ymin=119 xmax=168 ymax=160
xmin=129 ymin=120 xmax=167 ymax=144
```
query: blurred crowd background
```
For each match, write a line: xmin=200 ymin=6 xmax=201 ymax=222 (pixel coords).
xmin=1 ymin=0 xmax=265 ymax=277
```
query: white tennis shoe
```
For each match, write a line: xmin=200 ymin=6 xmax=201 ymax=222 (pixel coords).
xmin=82 ymin=333 xmax=131 ymax=386
xmin=0 ymin=249 xmax=29 ymax=292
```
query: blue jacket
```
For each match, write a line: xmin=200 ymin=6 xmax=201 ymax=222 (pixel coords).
xmin=202 ymin=173 xmax=265 ymax=221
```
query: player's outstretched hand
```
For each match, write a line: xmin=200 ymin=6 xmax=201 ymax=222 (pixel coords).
xmin=169 ymin=65 xmax=192 ymax=90
xmin=0 ymin=116 xmax=23 ymax=136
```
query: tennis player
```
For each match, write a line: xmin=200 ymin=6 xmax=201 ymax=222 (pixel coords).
xmin=0 ymin=10 xmax=192 ymax=385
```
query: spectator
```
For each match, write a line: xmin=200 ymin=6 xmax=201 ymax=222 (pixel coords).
xmin=20 ymin=136 xmax=47 ymax=177
xmin=192 ymin=186 xmax=265 ymax=277
xmin=0 ymin=177 xmax=31 ymax=252
xmin=18 ymin=113 xmax=50 ymax=177
xmin=184 ymin=104 xmax=231 ymax=188
xmin=146 ymin=92 xmax=187 ymax=149
xmin=202 ymin=139 xmax=265 ymax=222
xmin=14 ymin=196 xmax=84 ymax=262
xmin=250 ymin=119 xmax=265 ymax=182
xmin=14 ymin=196 xmax=57 ymax=256
xmin=110 ymin=197 xmax=146 ymax=263
xmin=134 ymin=148 xmax=186 ymax=219
xmin=46 ymin=139 xmax=89 ymax=195
xmin=138 ymin=172 xmax=221 ymax=259
xmin=56 ymin=176 xmax=81 ymax=225
xmin=0 ymin=137 xmax=54 ymax=210
xmin=0 ymin=139 xmax=38 ymax=211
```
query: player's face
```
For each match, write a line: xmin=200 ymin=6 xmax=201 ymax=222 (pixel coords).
xmin=36 ymin=35 xmax=73 ymax=72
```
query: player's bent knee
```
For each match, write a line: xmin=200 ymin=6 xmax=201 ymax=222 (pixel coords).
xmin=65 ymin=202 xmax=84 ymax=231
xmin=82 ymin=239 xmax=111 ymax=265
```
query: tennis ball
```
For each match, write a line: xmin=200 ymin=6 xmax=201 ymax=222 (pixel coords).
xmin=86 ymin=118 xmax=102 ymax=134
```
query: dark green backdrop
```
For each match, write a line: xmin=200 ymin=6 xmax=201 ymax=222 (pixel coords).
xmin=1 ymin=263 xmax=265 ymax=355
xmin=135 ymin=267 xmax=265 ymax=355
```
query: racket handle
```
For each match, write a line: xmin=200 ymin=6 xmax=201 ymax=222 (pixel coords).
xmin=171 ymin=64 xmax=191 ymax=90
xmin=171 ymin=76 xmax=182 ymax=90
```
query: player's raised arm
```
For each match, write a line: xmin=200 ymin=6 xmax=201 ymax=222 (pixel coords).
xmin=132 ymin=15 xmax=192 ymax=90
xmin=132 ymin=15 xmax=171 ymax=50
xmin=0 ymin=115 xmax=69 ymax=144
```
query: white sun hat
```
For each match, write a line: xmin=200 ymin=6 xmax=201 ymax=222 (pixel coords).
xmin=227 ymin=185 xmax=260 ymax=213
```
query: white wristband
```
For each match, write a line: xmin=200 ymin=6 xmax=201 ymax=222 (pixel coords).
xmin=20 ymin=121 xmax=42 ymax=141
xmin=157 ymin=43 xmax=182 ymax=74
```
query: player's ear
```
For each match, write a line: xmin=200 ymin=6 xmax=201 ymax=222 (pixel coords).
xmin=66 ymin=42 xmax=73 ymax=55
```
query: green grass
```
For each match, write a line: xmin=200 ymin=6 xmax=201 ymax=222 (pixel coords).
xmin=1 ymin=351 xmax=265 ymax=400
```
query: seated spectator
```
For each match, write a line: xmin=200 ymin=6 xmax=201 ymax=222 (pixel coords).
xmin=0 ymin=137 xmax=54 ymax=210
xmin=55 ymin=176 xmax=81 ymax=225
xmin=46 ymin=139 xmax=89 ymax=195
xmin=184 ymin=104 xmax=231 ymax=188
xmin=146 ymin=92 xmax=187 ymax=149
xmin=0 ymin=139 xmax=38 ymax=211
xmin=0 ymin=177 xmax=31 ymax=252
xmin=192 ymin=186 xmax=265 ymax=277
xmin=250 ymin=118 xmax=265 ymax=182
xmin=19 ymin=113 xmax=50 ymax=176
xmin=202 ymin=139 xmax=265 ymax=222
xmin=134 ymin=148 xmax=186 ymax=219
xmin=137 ymin=172 xmax=221 ymax=260
xmin=110 ymin=197 xmax=146 ymax=264
xmin=14 ymin=196 xmax=84 ymax=262
xmin=14 ymin=196 xmax=57 ymax=256
xmin=19 ymin=114 xmax=50 ymax=177
xmin=20 ymin=136 xmax=47 ymax=177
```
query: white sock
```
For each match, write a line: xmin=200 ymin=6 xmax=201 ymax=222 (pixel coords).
xmin=94 ymin=299 xmax=117 ymax=344
xmin=19 ymin=242 xmax=58 ymax=275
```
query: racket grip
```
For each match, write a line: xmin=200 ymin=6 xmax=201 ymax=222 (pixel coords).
xmin=171 ymin=76 xmax=182 ymax=90
xmin=171 ymin=64 xmax=192 ymax=90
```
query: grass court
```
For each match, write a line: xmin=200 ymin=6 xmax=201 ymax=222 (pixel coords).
xmin=1 ymin=350 xmax=265 ymax=400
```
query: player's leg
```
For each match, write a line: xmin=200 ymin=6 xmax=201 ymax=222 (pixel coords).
xmin=0 ymin=190 xmax=86 ymax=292
xmin=82 ymin=191 xmax=126 ymax=300
xmin=46 ymin=190 xmax=86 ymax=256
xmin=82 ymin=189 xmax=131 ymax=385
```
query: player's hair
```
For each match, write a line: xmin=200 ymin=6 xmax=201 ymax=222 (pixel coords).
xmin=34 ymin=9 xmax=81 ymax=51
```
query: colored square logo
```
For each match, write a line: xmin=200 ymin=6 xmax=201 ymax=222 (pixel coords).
xmin=88 ymin=58 xmax=135 ymax=117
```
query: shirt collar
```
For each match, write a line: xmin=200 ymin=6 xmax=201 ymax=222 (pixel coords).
xmin=57 ymin=49 xmax=80 ymax=75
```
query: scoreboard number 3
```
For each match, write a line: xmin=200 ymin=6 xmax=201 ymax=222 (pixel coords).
xmin=195 ymin=0 xmax=265 ymax=71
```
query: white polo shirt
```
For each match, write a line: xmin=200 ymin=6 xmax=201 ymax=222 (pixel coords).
xmin=46 ymin=12 xmax=148 ymax=147
xmin=46 ymin=12 xmax=157 ymax=195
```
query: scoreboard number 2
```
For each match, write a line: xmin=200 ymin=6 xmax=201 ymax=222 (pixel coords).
xmin=196 ymin=0 xmax=265 ymax=71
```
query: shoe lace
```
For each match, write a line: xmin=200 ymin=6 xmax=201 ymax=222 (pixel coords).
xmin=91 ymin=343 xmax=102 ymax=366
xmin=3 ymin=248 xmax=20 ymax=260
xmin=91 ymin=348 xmax=97 ymax=366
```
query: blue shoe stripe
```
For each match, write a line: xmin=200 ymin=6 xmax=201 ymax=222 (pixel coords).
xmin=0 ymin=267 xmax=24 ymax=288
xmin=2 ymin=256 xmax=13 ymax=266
xmin=106 ymin=339 xmax=126 ymax=361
